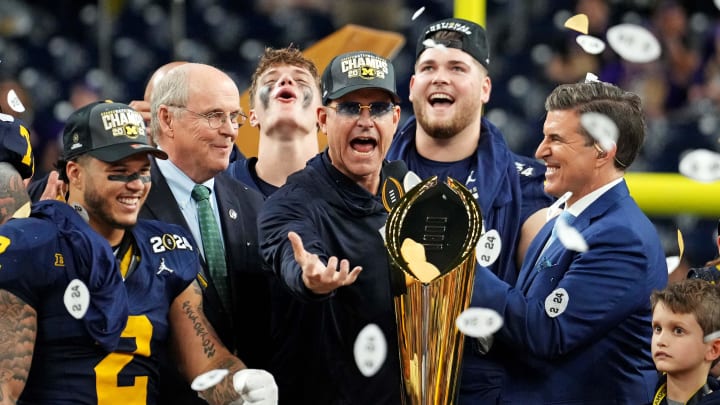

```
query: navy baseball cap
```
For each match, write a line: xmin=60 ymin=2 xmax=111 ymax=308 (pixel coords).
xmin=0 ymin=113 xmax=34 ymax=179
xmin=62 ymin=100 xmax=167 ymax=162
xmin=321 ymin=51 xmax=400 ymax=105
xmin=415 ymin=18 xmax=491 ymax=68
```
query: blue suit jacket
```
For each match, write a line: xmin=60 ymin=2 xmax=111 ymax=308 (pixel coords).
xmin=471 ymin=181 xmax=667 ymax=404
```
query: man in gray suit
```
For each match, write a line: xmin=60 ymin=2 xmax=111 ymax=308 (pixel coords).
xmin=141 ymin=63 xmax=269 ymax=403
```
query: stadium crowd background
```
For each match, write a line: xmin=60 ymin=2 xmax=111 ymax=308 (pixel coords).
xmin=0 ymin=0 xmax=719 ymax=267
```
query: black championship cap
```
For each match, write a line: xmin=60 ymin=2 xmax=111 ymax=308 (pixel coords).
xmin=415 ymin=18 xmax=490 ymax=68
xmin=0 ymin=113 xmax=34 ymax=179
xmin=62 ymin=100 xmax=167 ymax=162
xmin=321 ymin=51 xmax=400 ymax=105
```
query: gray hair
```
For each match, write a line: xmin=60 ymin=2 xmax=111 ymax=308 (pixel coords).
xmin=149 ymin=65 xmax=190 ymax=145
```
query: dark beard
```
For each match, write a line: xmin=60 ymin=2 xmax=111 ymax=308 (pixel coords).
xmin=412 ymin=98 xmax=472 ymax=140
xmin=84 ymin=185 xmax=134 ymax=230
xmin=426 ymin=125 xmax=458 ymax=139
xmin=416 ymin=114 xmax=461 ymax=140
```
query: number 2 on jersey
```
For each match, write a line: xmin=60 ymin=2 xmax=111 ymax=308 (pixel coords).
xmin=95 ymin=315 xmax=153 ymax=404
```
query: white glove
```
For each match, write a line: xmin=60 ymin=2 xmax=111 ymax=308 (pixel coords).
xmin=232 ymin=369 xmax=278 ymax=405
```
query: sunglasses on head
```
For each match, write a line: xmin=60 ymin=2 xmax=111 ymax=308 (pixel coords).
xmin=328 ymin=102 xmax=395 ymax=117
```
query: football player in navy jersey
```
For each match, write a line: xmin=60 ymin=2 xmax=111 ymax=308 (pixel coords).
xmin=385 ymin=18 xmax=553 ymax=404
xmin=0 ymin=111 xmax=33 ymax=223
xmin=0 ymin=101 xmax=276 ymax=404
xmin=226 ymin=46 xmax=320 ymax=198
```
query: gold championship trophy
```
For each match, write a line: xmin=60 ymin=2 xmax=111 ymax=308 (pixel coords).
xmin=385 ymin=175 xmax=482 ymax=405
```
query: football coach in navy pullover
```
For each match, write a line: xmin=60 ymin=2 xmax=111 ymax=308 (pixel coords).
xmin=258 ymin=51 xmax=403 ymax=404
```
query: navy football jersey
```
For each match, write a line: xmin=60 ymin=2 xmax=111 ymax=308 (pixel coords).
xmin=0 ymin=201 xmax=198 ymax=404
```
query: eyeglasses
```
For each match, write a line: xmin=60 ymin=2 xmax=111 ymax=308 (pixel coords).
xmin=170 ymin=105 xmax=247 ymax=129
xmin=327 ymin=102 xmax=395 ymax=118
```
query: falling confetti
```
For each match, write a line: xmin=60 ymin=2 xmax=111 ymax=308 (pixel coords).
xmin=191 ymin=369 xmax=229 ymax=391
xmin=585 ymin=72 xmax=599 ymax=83
xmin=401 ymin=238 xmax=440 ymax=283
xmin=665 ymin=256 xmax=680 ymax=274
xmin=411 ymin=6 xmax=426 ymax=21
xmin=556 ymin=216 xmax=588 ymax=252
xmin=580 ymin=112 xmax=618 ymax=152
xmin=678 ymin=149 xmax=720 ymax=183
xmin=353 ymin=324 xmax=387 ymax=377
xmin=403 ymin=171 xmax=422 ymax=193
xmin=564 ymin=14 xmax=589 ymax=34
xmin=606 ymin=23 xmax=661 ymax=64
xmin=7 ymin=89 xmax=25 ymax=113
xmin=576 ymin=35 xmax=606 ymax=55
xmin=705 ymin=330 xmax=720 ymax=343
xmin=456 ymin=307 xmax=503 ymax=338
xmin=677 ymin=229 xmax=685 ymax=259
xmin=422 ymin=38 xmax=447 ymax=51
xmin=546 ymin=191 xmax=573 ymax=222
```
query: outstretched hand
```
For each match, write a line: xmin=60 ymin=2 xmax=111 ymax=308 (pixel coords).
xmin=288 ymin=231 xmax=362 ymax=295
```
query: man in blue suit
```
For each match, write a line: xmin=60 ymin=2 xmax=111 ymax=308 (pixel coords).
xmin=470 ymin=80 xmax=667 ymax=404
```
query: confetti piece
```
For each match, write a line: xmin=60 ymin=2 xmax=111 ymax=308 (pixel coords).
xmin=580 ymin=112 xmax=618 ymax=152
xmin=411 ymin=6 xmax=425 ymax=21
xmin=677 ymin=229 xmax=684 ymax=259
xmin=191 ymin=369 xmax=229 ymax=391
xmin=585 ymin=72 xmax=599 ymax=83
xmin=564 ymin=14 xmax=589 ymax=35
xmin=556 ymin=216 xmax=588 ymax=252
xmin=401 ymin=238 xmax=440 ymax=283
xmin=422 ymin=38 xmax=447 ymax=51
xmin=353 ymin=324 xmax=387 ymax=377
xmin=7 ymin=89 xmax=25 ymax=113
xmin=546 ymin=191 xmax=573 ymax=222
xmin=678 ymin=149 xmax=720 ymax=183
xmin=666 ymin=256 xmax=680 ymax=274
xmin=456 ymin=307 xmax=503 ymax=338
xmin=606 ymin=23 xmax=661 ymax=64
xmin=403 ymin=171 xmax=422 ymax=193
xmin=705 ymin=330 xmax=720 ymax=343
xmin=576 ymin=35 xmax=606 ymax=55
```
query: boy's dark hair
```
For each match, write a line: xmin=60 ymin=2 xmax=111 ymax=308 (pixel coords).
xmin=651 ymin=279 xmax=720 ymax=336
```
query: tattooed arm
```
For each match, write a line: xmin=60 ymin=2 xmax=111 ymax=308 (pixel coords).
xmin=169 ymin=280 xmax=246 ymax=404
xmin=0 ymin=289 xmax=36 ymax=404
xmin=0 ymin=163 xmax=30 ymax=225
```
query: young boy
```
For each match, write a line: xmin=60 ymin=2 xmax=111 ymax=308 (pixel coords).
xmin=650 ymin=279 xmax=720 ymax=404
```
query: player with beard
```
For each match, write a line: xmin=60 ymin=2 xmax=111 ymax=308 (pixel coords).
xmin=227 ymin=47 xmax=320 ymax=198
xmin=385 ymin=18 xmax=553 ymax=403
